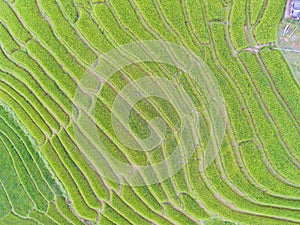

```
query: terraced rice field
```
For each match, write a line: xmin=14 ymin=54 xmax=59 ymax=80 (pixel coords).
xmin=0 ymin=0 xmax=299 ymax=224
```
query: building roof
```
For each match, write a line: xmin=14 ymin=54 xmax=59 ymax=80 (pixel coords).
xmin=291 ymin=0 xmax=300 ymax=18
xmin=293 ymin=0 xmax=300 ymax=10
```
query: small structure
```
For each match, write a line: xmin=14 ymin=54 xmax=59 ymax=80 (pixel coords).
xmin=291 ymin=0 xmax=300 ymax=19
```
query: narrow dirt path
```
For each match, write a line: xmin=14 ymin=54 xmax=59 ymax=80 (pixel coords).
xmin=285 ymin=0 xmax=292 ymax=19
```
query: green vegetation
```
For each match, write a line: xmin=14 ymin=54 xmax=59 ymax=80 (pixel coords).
xmin=253 ymin=0 xmax=285 ymax=44
xmin=0 ymin=102 xmax=67 ymax=221
xmin=0 ymin=0 xmax=299 ymax=224
xmin=229 ymin=0 xmax=248 ymax=50
xmin=249 ymin=0 xmax=265 ymax=25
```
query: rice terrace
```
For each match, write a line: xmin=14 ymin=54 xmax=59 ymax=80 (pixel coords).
xmin=0 ymin=0 xmax=300 ymax=224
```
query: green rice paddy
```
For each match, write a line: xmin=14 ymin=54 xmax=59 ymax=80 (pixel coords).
xmin=0 ymin=0 xmax=299 ymax=224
